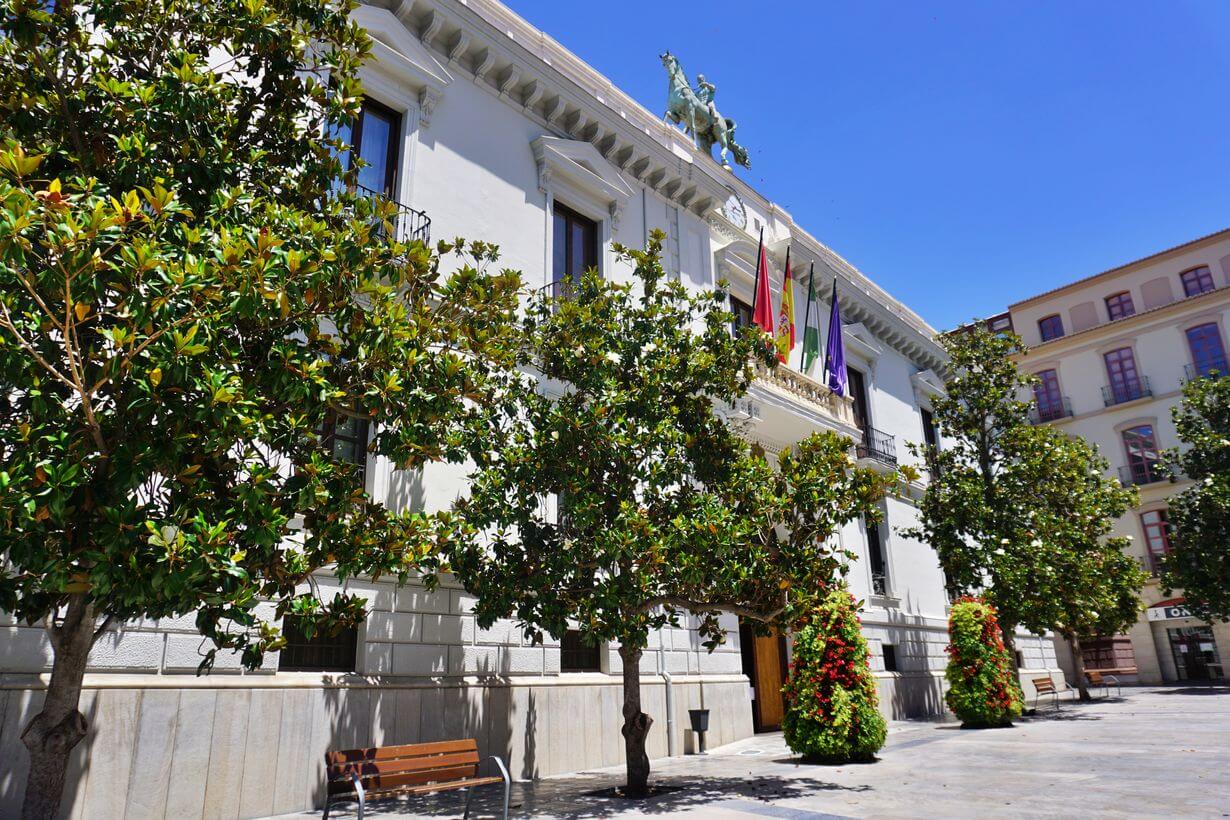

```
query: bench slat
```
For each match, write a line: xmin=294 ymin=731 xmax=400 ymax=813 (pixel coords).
xmin=327 ymin=751 xmax=480 ymax=781
xmin=325 ymin=738 xmax=477 ymax=767
xmin=327 ymin=765 xmax=487 ymax=795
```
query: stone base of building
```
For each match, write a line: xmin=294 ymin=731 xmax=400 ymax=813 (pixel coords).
xmin=0 ymin=673 xmax=754 ymax=819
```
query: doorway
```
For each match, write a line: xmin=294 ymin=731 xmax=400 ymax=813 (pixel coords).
xmin=1167 ymin=626 xmax=1224 ymax=681
xmin=739 ymin=621 xmax=789 ymax=731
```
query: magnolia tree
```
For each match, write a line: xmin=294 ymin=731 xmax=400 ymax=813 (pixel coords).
xmin=0 ymin=2 xmax=518 ymax=816
xmin=1163 ymin=374 xmax=1230 ymax=622
xmin=906 ymin=327 xmax=1144 ymax=677
xmin=1013 ymin=432 xmax=1145 ymax=700
xmin=452 ymin=236 xmax=892 ymax=797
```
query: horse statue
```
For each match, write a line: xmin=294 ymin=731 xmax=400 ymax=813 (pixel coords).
xmin=660 ymin=51 xmax=750 ymax=170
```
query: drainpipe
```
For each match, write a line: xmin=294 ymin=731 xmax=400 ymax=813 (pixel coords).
xmin=658 ymin=645 xmax=677 ymax=757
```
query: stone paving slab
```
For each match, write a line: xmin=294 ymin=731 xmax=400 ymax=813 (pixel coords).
xmin=269 ymin=686 xmax=1230 ymax=819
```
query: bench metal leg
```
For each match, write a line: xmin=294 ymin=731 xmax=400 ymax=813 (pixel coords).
xmin=490 ymin=755 xmax=512 ymax=820
xmin=351 ymin=773 xmax=366 ymax=820
xmin=463 ymin=786 xmax=474 ymax=820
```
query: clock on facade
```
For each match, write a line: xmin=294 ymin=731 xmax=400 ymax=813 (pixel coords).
xmin=722 ymin=191 xmax=747 ymax=229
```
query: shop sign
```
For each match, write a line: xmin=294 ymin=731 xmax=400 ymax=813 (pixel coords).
xmin=1147 ymin=603 xmax=1192 ymax=622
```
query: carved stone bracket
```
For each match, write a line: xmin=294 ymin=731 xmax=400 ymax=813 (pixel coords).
xmin=418 ymin=87 xmax=441 ymax=128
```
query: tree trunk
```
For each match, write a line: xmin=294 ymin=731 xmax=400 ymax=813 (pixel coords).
xmin=1068 ymin=634 xmax=1091 ymax=702
xmin=618 ymin=644 xmax=653 ymax=798
xmin=21 ymin=595 xmax=96 ymax=820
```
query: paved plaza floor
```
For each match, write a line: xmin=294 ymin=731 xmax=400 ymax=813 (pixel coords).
xmin=275 ymin=685 xmax=1230 ymax=819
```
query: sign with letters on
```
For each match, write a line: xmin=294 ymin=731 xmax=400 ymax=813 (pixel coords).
xmin=1147 ymin=603 xmax=1192 ymax=622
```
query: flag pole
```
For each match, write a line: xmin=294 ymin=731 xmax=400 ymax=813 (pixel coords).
xmin=752 ymin=226 xmax=764 ymax=309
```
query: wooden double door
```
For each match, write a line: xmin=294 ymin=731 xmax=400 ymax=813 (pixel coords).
xmin=740 ymin=622 xmax=788 ymax=731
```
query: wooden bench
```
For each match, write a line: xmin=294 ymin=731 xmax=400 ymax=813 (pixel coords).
xmin=1032 ymin=675 xmax=1078 ymax=710
xmin=323 ymin=738 xmax=510 ymax=820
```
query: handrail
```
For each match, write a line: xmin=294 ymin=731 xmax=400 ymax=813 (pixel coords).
xmin=353 ymin=184 xmax=431 ymax=246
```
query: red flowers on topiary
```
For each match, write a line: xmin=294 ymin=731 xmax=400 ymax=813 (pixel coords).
xmin=782 ymin=585 xmax=887 ymax=762
xmin=944 ymin=597 xmax=1023 ymax=727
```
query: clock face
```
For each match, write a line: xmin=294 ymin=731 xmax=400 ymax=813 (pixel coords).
xmin=723 ymin=193 xmax=747 ymax=229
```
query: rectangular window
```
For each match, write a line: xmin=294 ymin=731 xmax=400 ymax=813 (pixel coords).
xmin=1123 ymin=424 xmax=1161 ymax=486
xmin=866 ymin=518 xmax=887 ymax=596
xmin=1105 ymin=291 xmax=1136 ymax=321
xmin=1180 ymin=266 xmax=1215 ymax=298
xmin=1081 ymin=636 xmax=1136 ymax=671
xmin=730 ymin=296 xmax=754 ymax=335
xmin=552 ymin=202 xmax=598 ymax=298
xmin=1140 ymin=509 xmax=1172 ymax=575
xmin=882 ymin=644 xmax=898 ymax=673
xmin=1103 ymin=347 xmax=1143 ymax=404
xmin=1038 ymin=314 xmax=1064 ymax=342
xmin=338 ymin=98 xmax=401 ymax=198
xmin=279 ymin=615 xmax=358 ymax=672
xmin=1186 ymin=322 xmax=1227 ymax=377
xmin=848 ymin=368 xmax=870 ymax=431
xmin=320 ymin=411 xmax=370 ymax=488
xmin=560 ymin=629 xmax=601 ymax=672
xmin=921 ymin=408 xmax=938 ymax=452
xmin=1033 ymin=369 xmax=1065 ymax=422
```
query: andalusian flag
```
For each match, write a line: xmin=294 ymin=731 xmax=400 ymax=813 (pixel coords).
xmin=801 ymin=262 xmax=820 ymax=373
xmin=775 ymin=247 xmax=795 ymax=363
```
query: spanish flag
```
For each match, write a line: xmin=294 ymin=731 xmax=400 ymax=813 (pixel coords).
xmin=775 ymin=247 xmax=795 ymax=363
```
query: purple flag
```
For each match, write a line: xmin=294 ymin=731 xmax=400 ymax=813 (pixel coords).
xmin=823 ymin=278 xmax=847 ymax=396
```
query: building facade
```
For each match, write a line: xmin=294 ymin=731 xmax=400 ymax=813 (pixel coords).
xmin=0 ymin=1 xmax=1059 ymax=817
xmin=996 ymin=228 xmax=1230 ymax=686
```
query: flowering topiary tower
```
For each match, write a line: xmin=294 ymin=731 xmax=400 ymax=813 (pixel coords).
xmin=944 ymin=596 xmax=1023 ymax=727
xmin=782 ymin=585 xmax=887 ymax=762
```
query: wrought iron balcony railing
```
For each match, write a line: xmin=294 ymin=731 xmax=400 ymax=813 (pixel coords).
xmin=354 ymin=184 xmax=431 ymax=246
xmin=1102 ymin=375 xmax=1151 ymax=407
xmin=1118 ymin=461 xmax=1180 ymax=487
xmin=856 ymin=425 xmax=898 ymax=466
xmin=871 ymin=572 xmax=889 ymax=596
xmin=1183 ymin=360 xmax=1229 ymax=382
xmin=1030 ymin=396 xmax=1073 ymax=424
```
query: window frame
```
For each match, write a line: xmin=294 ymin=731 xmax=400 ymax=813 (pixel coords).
xmin=349 ymin=97 xmax=403 ymax=198
xmin=560 ymin=629 xmax=602 ymax=673
xmin=1104 ymin=346 xmax=1142 ymax=403
xmin=551 ymin=201 xmax=599 ymax=295
xmin=1185 ymin=322 xmax=1227 ymax=376
xmin=1140 ymin=509 xmax=1173 ymax=575
xmin=1121 ymin=423 xmax=1161 ymax=485
xmin=1033 ymin=368 xmax=1065 ymax=421
xmin=1180 ymin=266 xmax=1215 ymax=298
xmin=320 ymin=409 xmax=371 ymax=490
xmin=278 ymin=614 xmax=359 ymax=673
xmin=1104 ymin=291 xmax=1136 ymax=322
xmin=1037 ymin=314 xmax=1064 ymax=342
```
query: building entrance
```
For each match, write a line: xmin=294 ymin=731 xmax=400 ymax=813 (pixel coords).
xmin=1167 ymin=626 xmax=1224 ymax=681
xmin=739 ymin=621 xmax=788 ymax=731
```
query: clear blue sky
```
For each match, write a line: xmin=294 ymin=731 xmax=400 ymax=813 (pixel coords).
xmin=505 ymin=0 xmax=1230 ymax=331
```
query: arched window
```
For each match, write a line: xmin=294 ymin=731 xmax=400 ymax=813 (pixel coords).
xmin=1180 ymin=266 xmax=1215 ymax=298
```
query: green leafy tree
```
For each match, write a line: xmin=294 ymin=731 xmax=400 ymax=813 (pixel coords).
xmin=0 ymin=2 xmax=518 ymax=815
xmin=782 ymin=584 xmax=887 ymax=762
xmin=906 ymin=327 xmax=1143 ymax=677
xmin=944 ymin=597 xmax=1022 ymax=727
xmin=453 ymin=235 xmax=891 ymax=797
xmin=1018 ymin=433 xmax=1145 ymax=700
xmin=1163 ymin=374 xmax=1230 ymax=622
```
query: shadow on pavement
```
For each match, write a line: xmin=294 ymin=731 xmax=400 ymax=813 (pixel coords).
xmin=1151 ymin=686 xmax=1230 ymax=696
xmin=322 ymin=772 xmax=871 ymax=818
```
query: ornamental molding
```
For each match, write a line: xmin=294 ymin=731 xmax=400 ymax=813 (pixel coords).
xmin=531 ymin=136 xmax=633 ymax=228
xmin=358 ymin=0 xmax=946 ymax=368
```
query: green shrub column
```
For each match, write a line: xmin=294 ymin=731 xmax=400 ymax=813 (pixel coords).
xmin=944 ymin=597 xmax=1024 ymax=727
xmin=782 ymin=585 xmax=888 ymax=762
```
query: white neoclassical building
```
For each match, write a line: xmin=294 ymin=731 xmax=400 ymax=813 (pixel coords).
xmin=0 ymin=1 xmax=1059 ymax=817
xmin=983 ymin=228 xmax=1230 ymax=687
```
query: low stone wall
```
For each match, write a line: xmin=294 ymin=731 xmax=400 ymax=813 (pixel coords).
xmin=0 ymin=673 xmax=752 ymax=819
